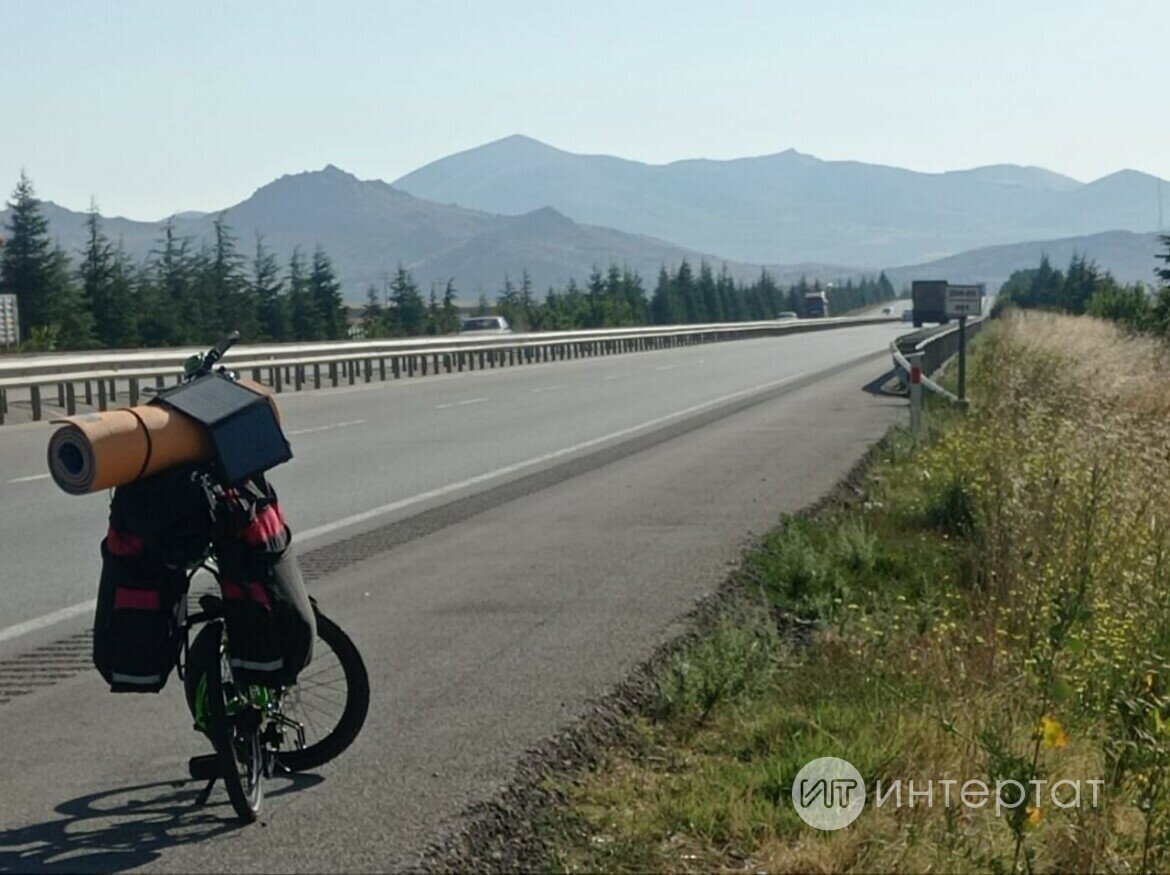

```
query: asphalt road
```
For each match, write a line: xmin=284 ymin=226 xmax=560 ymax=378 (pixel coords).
xmin=0 ymin=322 xmax=905 ymax=872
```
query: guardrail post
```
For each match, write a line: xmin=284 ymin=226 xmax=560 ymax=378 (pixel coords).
xmin=379 ymin=358 xmax=387 ymax=381
xmin=313 ymin=364 xmax=321 ymax=389
xmin=57 ymin=383 xmax=65 ymax=407
xmin=348 ymin=360 xmax=356 ymax=385
xmin=957 ymin=315 xmax=968 ymax=404
xmin=109 ymin=379 xmax=117 ymax=402
xmin=128 ymin=378 xmax=139 ymax=407
xmin=364 ymin=358 xmax=373 ymax=383
xmin=97 ymin=379 xmax=108 ymax=411
xmin=0 ymin=390 xmax=5 ymax=425
xmin=155 ymin=376 xmax=165 ymax=391
xmin=84 ymin=380 xmax=93 ymax=406
xmin=66 ymin=382 xmax=77 ymax=414
xmin=31 ymin=385 xmax=42 ymax=421
xmin=274 ymin=366 xmax=283 ymax=393
xmin=908 ymin=352 xmax=923 ymax=435
xmin=295 ymin=366 xmax=304 ymax=391
xmin=330 ymin=361 xmax=339 ymax=387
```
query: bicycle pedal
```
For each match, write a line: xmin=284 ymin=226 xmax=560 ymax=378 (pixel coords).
xmin=188 ymin=754 xmax=220 ymax=781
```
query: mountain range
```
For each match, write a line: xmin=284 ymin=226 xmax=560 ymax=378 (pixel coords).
xmin=2 ymin=136 xmax=1166 ymax=302
xmin=396 ymin=135 xmax=1168 ymax=267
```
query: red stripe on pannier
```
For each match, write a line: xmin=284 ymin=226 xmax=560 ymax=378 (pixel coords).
xmin=113 ymin=587 xmax=162 ymax=610
xmin=107 ymin=527 xmax=145 ymax=556
xmin=221 ymin=580 xmax=248 ymax=601
xmin=239 ymin=503 xmax=286 ymax=545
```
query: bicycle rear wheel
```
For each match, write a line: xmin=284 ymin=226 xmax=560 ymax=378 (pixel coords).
xmin=278 ymin=611 xmax=369 ymax=773
xmin=203 ymin=621 xmax=265 ymax=823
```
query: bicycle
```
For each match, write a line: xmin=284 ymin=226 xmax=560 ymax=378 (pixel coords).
xmin=181 ymin=579 xmax=369 ymax=823
xmin=158 ymin=332 xmax=370 ymax=823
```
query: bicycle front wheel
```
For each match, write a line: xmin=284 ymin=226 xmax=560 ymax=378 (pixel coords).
xmin=204 ymin=621 xmax=265 ymax=823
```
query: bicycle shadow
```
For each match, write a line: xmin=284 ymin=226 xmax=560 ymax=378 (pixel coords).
xmin=0 ymin=772 xmax=323 ymax=873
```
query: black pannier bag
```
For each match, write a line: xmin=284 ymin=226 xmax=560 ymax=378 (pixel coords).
xmin=212 ymin=480 xmax=314 ymax=686
xmin=93 ymin=464 xmax=213 ymax=692
xmin=93 ymin=464 xmax=314 ymax=693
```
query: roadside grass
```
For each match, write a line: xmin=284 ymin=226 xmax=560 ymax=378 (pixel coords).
xmin=545 ymin=310 xmax=1170 ymax=873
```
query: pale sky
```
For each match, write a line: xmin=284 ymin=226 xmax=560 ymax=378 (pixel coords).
xmin=2 ymin=0 xmax=1167 ymax=220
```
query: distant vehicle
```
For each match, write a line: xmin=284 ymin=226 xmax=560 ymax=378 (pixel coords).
xmin=901 ymin=309 xmax=914 ymax=322
xmin=881 ymin=306 xmax=894 ymax=315
xmin=910 ymin=280 xmax=950 ymax=328
xmin=802 ymin=291 xmax=830 ymax=318
xmin=458 ymin=315 xmax=512 ymax=335
xmin=776 ymin=311 xmax=799 ymax=320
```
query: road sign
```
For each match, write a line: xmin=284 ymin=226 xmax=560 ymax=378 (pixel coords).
xmin=945 ymin=284 xmax=984 ymax=318
xmin=0 ymin=294 xmax=18 ymax=345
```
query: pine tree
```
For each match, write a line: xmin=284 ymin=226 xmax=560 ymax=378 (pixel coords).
xmin=208 ymin=214 xmax=256 ymax=339
xmin=440 ymin=279 xmax=460 ymax=334
xmin=388 ymin=264 xmax=425 ymax=336
xmin=287 ymin=248 xmax=320 ymax=340
xmin=102 ymin=247 xmax=139 ymax=348
xmin=44 ymin=245 xmax=95 ymax=349
xmin=148 ymin=219 xmax=197 ymax=345
xmin=79 ymin=202 xmax=131 ymax=348
xmin=251 ymin=235 xmax=286 ymax=341
xmin=426 ymin=285 xmax=439 ymax=335
xmin=361 ymin=284 xmax=386 ymax=338
xmin=309 ymin=246 xmax=346 ymax=339
xmin=0 ymin=172 xmax=53 ymax=340
xmin=650 ymin=265 xmax=676 ymax=325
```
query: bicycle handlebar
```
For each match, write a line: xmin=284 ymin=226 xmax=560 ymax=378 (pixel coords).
xmin=201 ymin=331 xmax=240 ymax=374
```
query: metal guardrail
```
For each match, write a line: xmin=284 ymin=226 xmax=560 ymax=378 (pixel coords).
xmin=0 ymin=316 xmax=897 ymax=426
xmin=889 ymin=316 xmax=988 ymax=402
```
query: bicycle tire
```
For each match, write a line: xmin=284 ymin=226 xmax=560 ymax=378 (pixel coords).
xmin=279 ymin=611 xmax=369 ymax=773
xmin=203 ymin=621 xmax=264 ymax=823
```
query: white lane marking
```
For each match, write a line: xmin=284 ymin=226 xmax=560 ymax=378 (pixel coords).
xmin=285 ymin=419 xmax=366 ymax=437
xmin=297 ymin=368 xmax=812 ymax=544
xmin=655 ymin=365 xmax=677 ymax=371
xmin=434 ymin=397 xmax=489 ymax=410
xmin=0 ymin=601 xmax=93 ymax=645
xmin=529 ymin=384 xmax=568 ymax=394
xmin=0 ymin=359 xmax=867 ymax=646
xmin=6 ymin=473 xmax=51 ymax=484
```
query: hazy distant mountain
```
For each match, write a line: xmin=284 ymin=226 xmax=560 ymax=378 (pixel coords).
xmin=395 ymin=135 xmax=1168 ymax=266
xmin=885 ymin=230 xmax=1164 ymax=292
xmin=8 ymin=167 xmax=860 ymax=300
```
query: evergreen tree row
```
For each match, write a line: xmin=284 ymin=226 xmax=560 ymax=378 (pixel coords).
xmin=0 ymin=173 xmax=347 ymax=349
xmin=364 ymin=262 xmax=897 ymax=337
xmin=996 ymin=244 xmax=1170 ymax=336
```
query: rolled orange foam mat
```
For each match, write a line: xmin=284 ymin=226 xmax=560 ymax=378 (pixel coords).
xmin=47 ymin=405 xmax=215 ymax=495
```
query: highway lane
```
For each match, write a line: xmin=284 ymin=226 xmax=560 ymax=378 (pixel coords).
xmin=0 ymin=322 xmax=901 ymax=640
xmin=0 ymin=323 xmax=905 ymax=871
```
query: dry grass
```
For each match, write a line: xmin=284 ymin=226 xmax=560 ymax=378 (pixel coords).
xmin=547 ymin=311 xmax=1170 ymax=874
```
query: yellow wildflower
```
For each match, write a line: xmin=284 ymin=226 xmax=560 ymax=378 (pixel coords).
xmin=1039 ymin=715 xmax=1069 ymax=748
